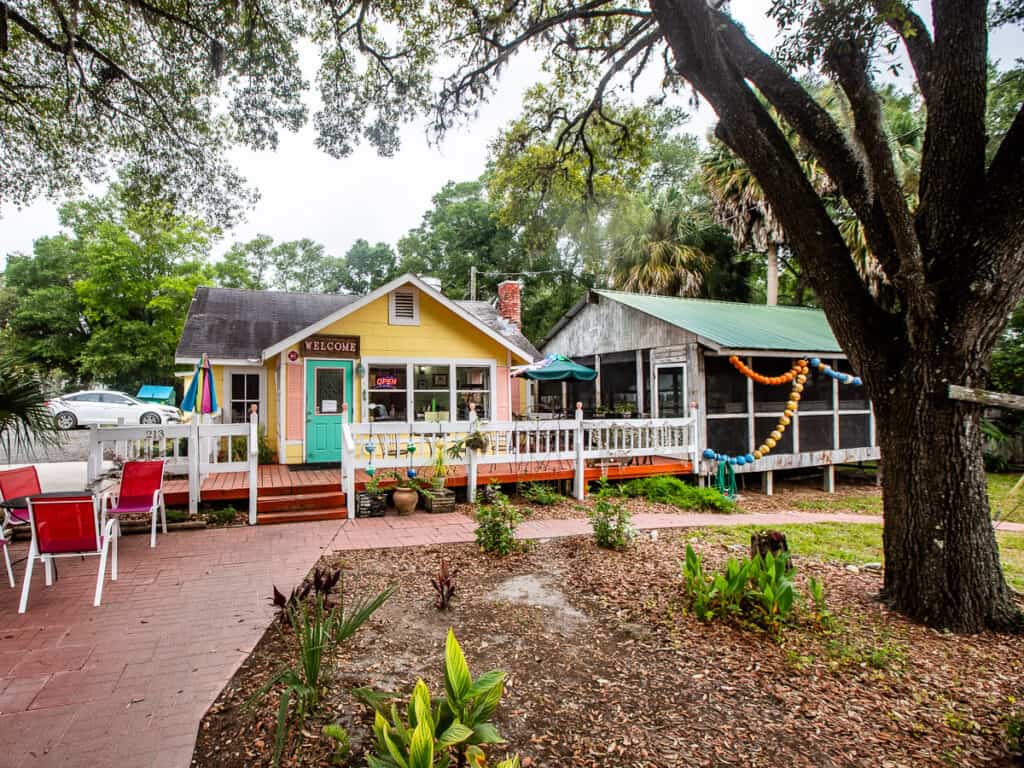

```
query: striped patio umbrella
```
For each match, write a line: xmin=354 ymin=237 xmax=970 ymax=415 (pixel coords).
xmin=181 ymin=353 xmax=219 ymax=415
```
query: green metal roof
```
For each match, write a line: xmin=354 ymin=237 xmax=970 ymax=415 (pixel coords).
xmin=594 ymin=290 xmax=843 ymax=353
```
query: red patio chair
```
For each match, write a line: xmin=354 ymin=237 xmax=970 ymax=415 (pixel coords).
xmin=18 ymin=494 xmax=116 ymax=613
xmin=101 ymin=460 xmax=167 ymax=548
xmin=0 ymin=465 xmax=41 ymax=528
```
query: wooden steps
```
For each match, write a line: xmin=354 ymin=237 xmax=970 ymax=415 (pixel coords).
xmin=254 ymin=487 xmax=349 ymax=525
xmin=256 ymin=507 xmax=348 ymax=525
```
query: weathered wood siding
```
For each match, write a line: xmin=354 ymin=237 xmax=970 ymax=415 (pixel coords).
xmin=543 ymin=298 xmax=695 ymax=357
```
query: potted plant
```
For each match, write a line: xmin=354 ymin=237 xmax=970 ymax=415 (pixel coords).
xmin=447 ymin=425 xmax=490 ymax=459
xmin=389 ymin=470 xmax=421 ymax=516
xmin=430 ymin=439 xmax=448 ymax=491
xmin=356 ymin=471 xmax=386 ymax=518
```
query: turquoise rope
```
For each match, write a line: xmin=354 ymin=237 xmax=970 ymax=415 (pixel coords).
xmin=715 ymin=460 xmax=738 ymax=499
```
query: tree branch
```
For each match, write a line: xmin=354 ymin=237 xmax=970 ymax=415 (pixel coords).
xmin=651 ymin=0 xmax=897 ymax=374
xmin=872 ymin=0 xmax=933 ymax=102
xmin=826 ymin=38 xmax=932 ymax=335
xmin=713 ymin=12 xmax=901 ymax=289
xmin=916 ymin=0 xmax=988 ymax=257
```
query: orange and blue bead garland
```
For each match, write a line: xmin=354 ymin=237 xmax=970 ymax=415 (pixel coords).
xmin=702 ymin=356 xmax=862 ymax=466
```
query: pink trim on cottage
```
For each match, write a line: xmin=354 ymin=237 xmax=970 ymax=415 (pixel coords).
xmin=496 ymin=366 xmax=511 ymax=420
xmin=286 ymin=363 xmax=303 ymax=440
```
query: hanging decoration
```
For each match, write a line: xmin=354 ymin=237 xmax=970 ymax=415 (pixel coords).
xmin=702 ymin=355 xmax=863 ymax=468
xmin=406 ymin=434 xmax=417 ymax=479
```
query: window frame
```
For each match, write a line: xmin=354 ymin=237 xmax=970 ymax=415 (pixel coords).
xmin=225 ymin=366 xmax=266 ymax=424
xmin=359 ymin=357 xmax=498 ymax=423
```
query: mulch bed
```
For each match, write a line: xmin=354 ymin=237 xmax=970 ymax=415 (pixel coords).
xmin=453 ymin=491 xmax=691 ymax=521
xmin=193 ymin=528 xmax=1023 ymax=767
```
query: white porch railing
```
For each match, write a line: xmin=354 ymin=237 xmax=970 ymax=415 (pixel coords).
xmin=341 ymin=403 xmax=698 ymax=518
xmin=85 ymin=408 xmax=260 ymax=523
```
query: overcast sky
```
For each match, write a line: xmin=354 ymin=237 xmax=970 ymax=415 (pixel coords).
xmin=1 ymin=4 xmax=1020 ymax=263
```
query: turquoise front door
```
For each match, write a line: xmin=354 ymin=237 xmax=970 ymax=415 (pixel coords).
xmin=305 ymin=359 xmax=353 ymax=463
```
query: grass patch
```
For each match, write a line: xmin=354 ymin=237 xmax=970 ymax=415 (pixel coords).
xmin=793 ymin=473 xmax=1024 ymax=524
xmin=697 ymin=522 xmax=1024 ymax=591
xmin=619 ymin=475 xmax=735 ymax=513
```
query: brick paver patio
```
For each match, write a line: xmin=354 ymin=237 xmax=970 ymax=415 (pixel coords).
xmin=4 ymin=509 xmax=1019 ymax=768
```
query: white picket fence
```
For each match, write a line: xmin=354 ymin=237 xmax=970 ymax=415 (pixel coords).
xmin=85 ymin=411 xmax=260 ymax=523
xmin=341 ymin=403 xmax=698 ymax=518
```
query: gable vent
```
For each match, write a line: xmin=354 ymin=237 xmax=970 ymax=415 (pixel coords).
xmin=388 ymin=288 xmax=420 ymax=325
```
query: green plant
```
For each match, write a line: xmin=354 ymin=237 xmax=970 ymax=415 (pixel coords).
xmin=258 ymin=424 xmax=276 ymax=464
xmin=806 ymin=575 xmax=834 ymax=629
xmin=357 ymin=629 xmax=520 ymax=768
xmin=165 ymin=508 xmax=188 ymax=524
xmin=619 ymin=476 xmax=735 ymax=513
xmin=253 ymin=581 xmax=396 ymax=766
xmin=365 ymin=472 xmax=383 ymax=496
xmin=681 ymin=545 xmax=796 ymax=631
xmin=1004 ymin=697 xmax=1023 ymax=754
xmin=0 ymin=360 xmax=63 ymax=460
xmin=982 ymin=419 xmax=1012 ymax=473
xmin=322 ymin=724 xmax=351 ymax=765
xmin=519 ymin=482 xmax=562 ymax=506
xmin=206 ymin=505 xmax=237 ymax=526
xmin=448 ymin=427 xmax=490 ymax=459
xmin=432 ymin=438 xmax=449 ymax=485
xmin=747 ymin=550 xmax=796 ymax=631
xmin=588 ymin=495 xmax=634 ymax=550
xmin=682 ymin=545 xmax=715 ymax=621
xmin=475 ymin=492 xmax=522 ymax=555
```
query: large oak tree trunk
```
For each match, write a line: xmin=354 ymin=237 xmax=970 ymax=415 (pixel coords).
xmin=871 ymin=356 xmax=1020 ymax=632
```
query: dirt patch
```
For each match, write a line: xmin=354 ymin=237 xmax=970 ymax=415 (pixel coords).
xmin=193 ymin=532 xmax=1023 ymax=768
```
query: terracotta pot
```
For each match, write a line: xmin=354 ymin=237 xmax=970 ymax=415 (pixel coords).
xmin=392 ymin=486 xmax=419 ymax=516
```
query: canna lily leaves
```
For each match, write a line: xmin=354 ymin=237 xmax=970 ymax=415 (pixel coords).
xmin=444 ymin=627 xmax=472 ymax=706
xmin=437 ymin=720 xmax=473 ymax=747
xmin=408 ymin=717 xmax=435 ymax=768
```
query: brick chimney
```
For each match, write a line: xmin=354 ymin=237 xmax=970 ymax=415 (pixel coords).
xmin=496 ymin=280 xmax=522 ymax=329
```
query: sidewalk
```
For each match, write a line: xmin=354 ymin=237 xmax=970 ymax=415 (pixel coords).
xmin=2 ymin=508 xmax=1018 ymax=768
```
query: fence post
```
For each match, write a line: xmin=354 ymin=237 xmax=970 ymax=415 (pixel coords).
xmin=341 ymin=403 xmax=356 ymax=518
xmin=573 ymin=402 xmax=585 ymax=500
xmin=467 ymin=404 xmax=478 ymax=503
xmin=689 ymin=399 xmax=701 ymax=473
xmin=189 ymin=414 xmax=200 ymax=516
xmin=87 ymin=425 xmax=99 ymax=485
xmin=248 ymin=405 xmax=259 ymax=525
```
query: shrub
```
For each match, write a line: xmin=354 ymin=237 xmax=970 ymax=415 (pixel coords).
xmin=519 ymin=481 xmax=562 ymax=506
xmin=205 ymin=505 xmax=238 ymax=526
xmin=165 ymin=508 xmax=188 ymax=524
xmin=588 ymin=495 xmax=634 ymax=550
xmin=322 ymin=724 xmax=350 ymax=765
xmin=355 ymin=629 xmax=520 ymax=768
xmin=620 ymin=476 xmax=734 ymax=513
xmin=475 ymin=491 xmax=522 ymax=555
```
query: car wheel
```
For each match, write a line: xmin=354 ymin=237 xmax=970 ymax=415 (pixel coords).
xmin=140 ymin=412 xmax=162 ymax=425
xmin=54 ymin=411 xmax=78 ymax=430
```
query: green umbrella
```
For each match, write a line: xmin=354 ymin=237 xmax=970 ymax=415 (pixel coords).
xmin=511 ymin=354 xmax=598 ymax=382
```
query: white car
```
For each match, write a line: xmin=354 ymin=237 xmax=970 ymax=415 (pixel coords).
xmin=46 ymin=391 xmax=182 ymax=430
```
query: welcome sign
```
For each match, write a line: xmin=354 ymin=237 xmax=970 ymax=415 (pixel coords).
xmin=301 ymin=334 xmax=360 ymax=358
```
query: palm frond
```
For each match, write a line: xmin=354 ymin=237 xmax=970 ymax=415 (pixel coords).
xmin=0 ymin=362 xmax=63 ymax=461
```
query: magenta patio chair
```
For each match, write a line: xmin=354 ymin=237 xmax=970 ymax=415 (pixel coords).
xmin=101 ymin=460 xmax=167 ymax=548
xmin=0 ymin=465 xmax=40 ymax=528
xmin=18 ymin=494 xmax=116 ymax=613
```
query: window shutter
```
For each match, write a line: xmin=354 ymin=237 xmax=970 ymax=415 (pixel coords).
xmin=388 ymin=289 xmax=420 ymax=325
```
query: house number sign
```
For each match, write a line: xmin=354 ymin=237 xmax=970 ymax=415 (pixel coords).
xmin=301 ymin=334 xmax=360 ymax=358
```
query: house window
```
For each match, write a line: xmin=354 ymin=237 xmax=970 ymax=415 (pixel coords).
xmin=388 ymin=288 xmax=420 ymax=325
xmin=456 ymin=366 xmax=490 ymax=419
xmin=230 ymin=373 xmax=260 ymax=423
xmin=414 ymin=364 xmax=450 ymax=420
xmin=368 ymin=365 xmax=407 ymax=421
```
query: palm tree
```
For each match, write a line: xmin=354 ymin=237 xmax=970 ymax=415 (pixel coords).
xmin=701 ymin=140 xmax=788 ymax=305
xmin=0 ymin=360 xmax=62 ymax=461
xmin=607 ymin=193 xmax=712 ymax=297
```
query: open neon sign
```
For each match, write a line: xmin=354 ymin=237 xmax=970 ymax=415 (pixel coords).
xmin=375 ymin=375 xmax=400 ymax=388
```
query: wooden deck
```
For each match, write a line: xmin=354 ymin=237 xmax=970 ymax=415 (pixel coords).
xmin=163 ymin=456 xmax=693 ymax=508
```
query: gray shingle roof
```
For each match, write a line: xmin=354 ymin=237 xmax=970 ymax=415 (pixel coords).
xmin=176 ymin=286 xmax=540 ymax=362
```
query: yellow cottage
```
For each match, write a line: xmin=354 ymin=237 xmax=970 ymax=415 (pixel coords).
xmin=175 ymin=274 xmax=538 ymax=465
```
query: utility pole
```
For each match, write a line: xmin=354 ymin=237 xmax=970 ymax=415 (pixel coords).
xmin=470 ymin=265 xmax=477 ymax=301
